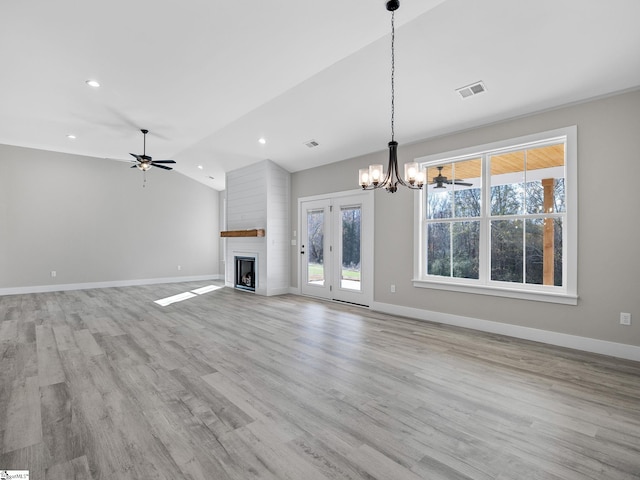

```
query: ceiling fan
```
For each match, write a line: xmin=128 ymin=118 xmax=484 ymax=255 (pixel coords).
xmin=431 ymin=166 xmax=473 ymax=189
xmin=130 ymin=129 xmax=176 ymax=172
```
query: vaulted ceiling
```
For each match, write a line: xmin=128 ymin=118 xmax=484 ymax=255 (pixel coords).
xmin=2 ymin=0 xmax=639 ymax=191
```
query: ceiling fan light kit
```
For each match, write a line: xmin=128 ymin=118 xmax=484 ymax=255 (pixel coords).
xmin=130 ymin=129 xmax=176 ymax=172
xmin=358 ymin=0 xmax=425 ymax=193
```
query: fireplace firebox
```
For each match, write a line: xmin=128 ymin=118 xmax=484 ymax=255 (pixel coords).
xmin=235 ymin=256 xmax=256 ymax=292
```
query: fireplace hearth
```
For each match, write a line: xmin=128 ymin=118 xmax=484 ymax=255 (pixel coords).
xmin=235 ymin=256 xmax=256 ymax=292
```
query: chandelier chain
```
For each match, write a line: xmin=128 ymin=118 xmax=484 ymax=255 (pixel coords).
xmin=390 ymin=10 xmax=395 ymax=142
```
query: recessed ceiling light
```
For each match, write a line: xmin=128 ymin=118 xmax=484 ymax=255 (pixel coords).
xmin=258 ymin=137 xmax=266 ymax=145
xmin=85 ymin=79 xmax=100 ymax=88
xmin=66 ymin=134 xmax=76 ymax=140
xmin=197 ymin=165 xmax=204 ymax=170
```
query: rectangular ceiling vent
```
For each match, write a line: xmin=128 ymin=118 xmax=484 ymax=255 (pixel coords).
xmin=304 ymin=139 xmax=319 ymax=148
xmin=456 ymin=81 xmax=487 ymax=99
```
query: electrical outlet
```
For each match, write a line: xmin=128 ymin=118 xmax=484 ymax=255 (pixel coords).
xmin=177 ymin=265 xmax=182 ymax=271
xmin=620 ymin=312 xmax=631 ymax=326
xmin=51 ymin=270 xmax=56 ymax=278
xmin=390 ymin=284 xmax=396 ymax=293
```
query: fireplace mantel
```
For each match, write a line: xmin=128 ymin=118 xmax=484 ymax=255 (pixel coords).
xmin=220 ymin=229 xmax=265 ymax=238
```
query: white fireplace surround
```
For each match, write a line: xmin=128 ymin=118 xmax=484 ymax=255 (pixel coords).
xmin=224 ymin=159 xmax=291 ymax=296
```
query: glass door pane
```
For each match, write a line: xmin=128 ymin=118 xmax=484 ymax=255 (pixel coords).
xmin=307 ymin=208 xmax=325 ymax=286
xmin=340 ymin=206 xmax=361 ymax=291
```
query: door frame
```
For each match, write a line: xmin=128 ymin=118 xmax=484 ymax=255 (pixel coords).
xmin=297 ymin=189 xmax=374 ymax=306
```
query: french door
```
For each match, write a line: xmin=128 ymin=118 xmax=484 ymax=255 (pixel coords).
xmin=300 ymin=191 xmax=373 ymax=306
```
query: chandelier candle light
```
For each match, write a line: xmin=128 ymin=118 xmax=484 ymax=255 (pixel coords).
xmin=359 ymin=0 xmax=425 ymax=193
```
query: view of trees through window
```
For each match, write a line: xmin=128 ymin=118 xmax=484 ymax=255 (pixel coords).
xmin=424 ymin=142 xmax=566 ymax=288
xmin=307 ymin=210 xmax=325 ymax=284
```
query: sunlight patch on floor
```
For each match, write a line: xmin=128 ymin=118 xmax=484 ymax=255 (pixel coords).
xmin=154 ymin=284 xmax=223 ymax=306
xmin=154 ymin=292 xmax=197 ymax=306
xmin=191 ymin=285 xmax=222 ymax=295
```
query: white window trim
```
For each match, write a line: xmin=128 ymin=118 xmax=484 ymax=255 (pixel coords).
xmin=413 ymin=126 xmax=578 ymax=305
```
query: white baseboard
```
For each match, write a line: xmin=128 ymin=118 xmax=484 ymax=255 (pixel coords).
xmin=372 ymin=301 xmax=640 ymax=362
xmin=0 ymin=274 xmax=223 ymax=296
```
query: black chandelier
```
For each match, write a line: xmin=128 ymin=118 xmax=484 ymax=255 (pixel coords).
xmin=359 ymin=0 xmax=425 ymax=193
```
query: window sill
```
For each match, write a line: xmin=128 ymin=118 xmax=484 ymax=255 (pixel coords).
xmin=412 ymin=279 xmax=578 ymax=305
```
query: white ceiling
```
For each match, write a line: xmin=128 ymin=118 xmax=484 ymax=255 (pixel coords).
xmin=2 ymin=0 xmax=640 ymax=191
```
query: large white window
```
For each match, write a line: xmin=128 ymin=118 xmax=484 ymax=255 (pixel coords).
xmin=413 ymin=127 xmax=577 ymax=304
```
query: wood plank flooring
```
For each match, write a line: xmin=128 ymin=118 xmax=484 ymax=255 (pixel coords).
xmin=1 ymin=282 xmax=639 ymax=479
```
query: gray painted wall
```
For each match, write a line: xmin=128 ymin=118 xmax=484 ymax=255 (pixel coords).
xmin=0 ymin=145 xmax=219 ymax=288
xmin=290 ymin=89 xmax=640 ymax=347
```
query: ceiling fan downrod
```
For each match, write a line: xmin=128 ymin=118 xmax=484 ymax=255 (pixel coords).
xmin=141 ymin=129 xmax=148 ymax=157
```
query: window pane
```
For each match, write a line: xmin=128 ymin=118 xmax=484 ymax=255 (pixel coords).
xmin=427 ymin=223 xmax=450 ymax=276
xmin=491 ymin=219 xmax=523 ymax=282
xmin=490 ymin=151 xmax=524 ymax=215
xmin=525 ymin=218 xmax=563 ymax=286
xmin=553 ymin=218 xmax=563 ymax=286
xmin=307 ymin=209 xmax=324 ymax=285
xmin=426 ymin=163 xmax=453 ymax=219
xmin=525 ymin=144 xmax=565 ymax=214
xmin=427 ymin=190 xmax=452 ymax=219
xmin=426 ymin=164 xmax=453 ymax=219
xmin=453 ymin=159 xmax=482 ymax=218
xmin=341 ymin=207 xmax=361 ymax=291
xmin=555 ymin=178 xmax=566 ymax=213
xmin=452 ymin=221 xmax=480 ymax=279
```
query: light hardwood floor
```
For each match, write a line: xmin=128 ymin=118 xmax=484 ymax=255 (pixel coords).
xmin=1 ymin=282 xmax=639 ymax=479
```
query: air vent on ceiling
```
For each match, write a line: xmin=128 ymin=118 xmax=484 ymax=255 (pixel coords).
xmin=304 ymin=139 xmax=319 ymax=148
xmin=456 ymin=81 xmax=486 ymax=99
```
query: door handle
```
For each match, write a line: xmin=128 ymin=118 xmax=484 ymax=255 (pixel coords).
xmin=300 ymin=244 xmax=305 ymax=255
